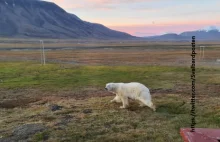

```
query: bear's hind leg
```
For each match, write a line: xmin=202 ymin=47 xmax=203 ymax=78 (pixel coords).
xmin=139 ymin=101 xmax=146 ymax=107
xmin=138 ymin=98 xmax=156 ymax=111
xmin=138 ymin=91 xmax=156 ymax=111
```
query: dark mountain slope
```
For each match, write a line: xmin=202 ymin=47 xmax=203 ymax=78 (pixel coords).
xmin=0 ymin=0 xmax=134 ymax=39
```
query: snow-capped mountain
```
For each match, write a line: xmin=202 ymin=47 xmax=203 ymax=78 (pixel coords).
xmin=198 ymin=26 xmax=220 ymax=32
xmin=144 ymin=25 xmax=220 ymax=41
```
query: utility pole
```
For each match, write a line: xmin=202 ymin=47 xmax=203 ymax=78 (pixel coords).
xmin=199 ymin=46 xmax=205 ymax=59
xmin=40 ymin=40 xmax=46 ymax=65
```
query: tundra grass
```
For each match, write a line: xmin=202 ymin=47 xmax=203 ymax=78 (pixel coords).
xmin=0 ymin=61 xmax=219 ymax=142
xmin=1 ymin=62 xmax=219 ymax=90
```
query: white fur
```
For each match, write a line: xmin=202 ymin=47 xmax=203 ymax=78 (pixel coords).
xmin=105 ymin=82 xmax=156 ymax=111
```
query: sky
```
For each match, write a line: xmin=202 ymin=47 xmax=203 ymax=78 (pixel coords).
xmin=45 ymin=0 xmax=220 ymax=37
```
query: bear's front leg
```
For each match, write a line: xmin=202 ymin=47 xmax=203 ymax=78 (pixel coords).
xmin=110 ymin=95 xmax=121 ymax=103
xmin=120 ymin=96 xmax=129 ymax=109
xmin=110 ymin=97 xmax=116 ymax=103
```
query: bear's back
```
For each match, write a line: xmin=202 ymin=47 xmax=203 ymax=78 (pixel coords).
xmin=124 ymin=82 xmax=149 ymax=91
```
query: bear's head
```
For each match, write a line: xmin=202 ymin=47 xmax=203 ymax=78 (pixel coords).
xmin=105 ymin=83 xmax=117 ymax=93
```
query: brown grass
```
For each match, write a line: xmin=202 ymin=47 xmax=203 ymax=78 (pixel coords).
xmin=0 ymin=49 xmax=219 ymax=67
xmin=1 ymin=87 xmax=220 ymax=141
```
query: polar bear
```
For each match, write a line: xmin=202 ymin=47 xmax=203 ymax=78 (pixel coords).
xmin=105 ymin=82 xmax=156 ymax=111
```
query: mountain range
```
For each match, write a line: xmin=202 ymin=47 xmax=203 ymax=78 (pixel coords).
xmin=0 ymin=0 xmax=135 ymax=39
xmin=144 ymin=26 xmax=220 ymax=41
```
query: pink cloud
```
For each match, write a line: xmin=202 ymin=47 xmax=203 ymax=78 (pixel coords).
xmin=109 ymin=21 xmax=220 ymax=36
xmin=52 ymin=0 xmax=63 ymax=3
xmin=50 ymin=0 xmax=154 ymax=10
xmin=49 ymin=0 xmax=76 ymax=9
xmin=50 ymin=0 xmax=116 ymax=10
xmin=87 ymin=0 xmax=152 ymax=4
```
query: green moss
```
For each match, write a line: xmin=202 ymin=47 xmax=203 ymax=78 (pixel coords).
xmin=33 ymin=131 xmax=50 ymax=142
xmin=2 ymin=62 xmax=218 ymax=90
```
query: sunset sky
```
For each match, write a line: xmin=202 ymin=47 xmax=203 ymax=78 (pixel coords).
xmin=45 ymin=0 xmax=220 ymax=37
